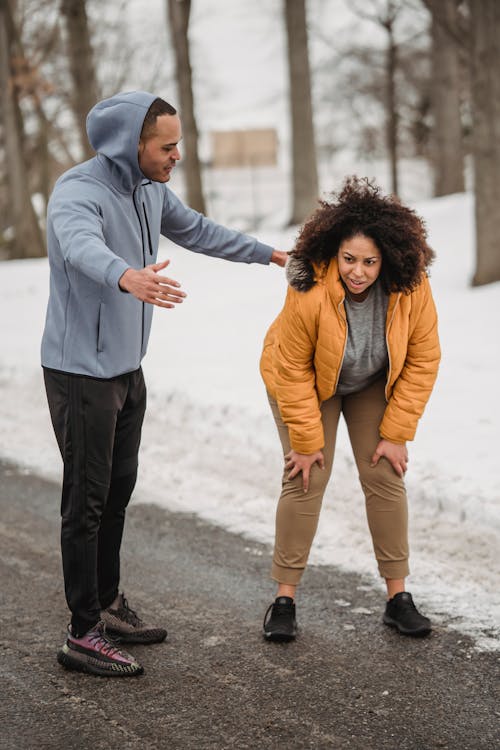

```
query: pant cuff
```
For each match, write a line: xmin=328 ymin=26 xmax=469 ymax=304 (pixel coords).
xmin=271 ymin=562 xmax=304 ymax=586
xmin=378 ymin=560 xmax=410 ymax=580
xmin=71 ymin=617 xmax=100 ymax=638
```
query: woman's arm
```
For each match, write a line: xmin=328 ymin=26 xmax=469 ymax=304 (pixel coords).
xmin=380 ymin=276 xmax=441 ymax=443
xmin=273 ymin=289 xmax=325 ymax=454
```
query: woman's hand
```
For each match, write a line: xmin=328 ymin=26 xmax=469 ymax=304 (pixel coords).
xmin=370 ymin=439 xmax=408 ymax=478
xmin=285 ymin=449 xmax=325 ymax=493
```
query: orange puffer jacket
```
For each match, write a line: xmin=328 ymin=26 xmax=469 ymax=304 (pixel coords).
xmin=260 ymin=255 xmax=441 ymax=453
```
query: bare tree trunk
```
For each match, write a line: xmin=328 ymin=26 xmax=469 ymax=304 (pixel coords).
xmin=0 ymin=0 xmax=45 ymax=259
xmin=167 ymin=0 xmax=206 ymax=214
xmin=60 ymin=0 xmax=98 ymax=160
xmin=386 ymin=27 xmax=398 ymax=196
xmin=284 ymin=0 xmax=319 ymax=224
xmin=428 ymin=0 xmax=465 ymax=196
xmin=470 ymin=0 xmax=500 ymax=285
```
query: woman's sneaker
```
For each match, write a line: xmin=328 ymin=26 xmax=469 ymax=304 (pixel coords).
xmin=101 ymin=593 xmax=167 ymax=644
xmin=383 ymin=592 xmax=431 ymax=637
xmin=57 ymin=620 xmax=144 ymax=676
xmin=263 ymin=596 xmax=297 ymax=642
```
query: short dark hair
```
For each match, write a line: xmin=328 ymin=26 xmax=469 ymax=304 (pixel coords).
xmin=140 ymin=98 xmax=177 ymax=141
xmin=293 ymin=176 xmax=435 ymax=293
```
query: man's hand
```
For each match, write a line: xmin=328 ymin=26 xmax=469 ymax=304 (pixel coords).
xmin=284 ymin=449 xmax=325 ymax=493
xmin=119 ymin=260 xmax=186 ymax=308
xmin=370 ymin=439 xmax=408 ymax=478
xmin=270 ymin=250 xmax=288 ymax=267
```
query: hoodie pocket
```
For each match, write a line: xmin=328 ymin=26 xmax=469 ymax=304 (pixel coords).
xmin=97 ymin=302 xmax=105 ymax=352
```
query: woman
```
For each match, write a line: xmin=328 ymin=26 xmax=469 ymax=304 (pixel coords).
xmin=260 ymin=177 xmax=440 ymax=641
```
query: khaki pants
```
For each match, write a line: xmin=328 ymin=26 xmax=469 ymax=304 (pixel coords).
xmin=269 ymin=378 xmax=409 ymax=585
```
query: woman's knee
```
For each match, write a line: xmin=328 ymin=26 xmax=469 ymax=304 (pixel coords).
xmin=358 ymin=458 xmax=405 ymax=500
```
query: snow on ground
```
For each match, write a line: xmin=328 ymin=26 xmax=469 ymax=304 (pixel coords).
xmin=1 ymin=191 xmax=499 ymax=650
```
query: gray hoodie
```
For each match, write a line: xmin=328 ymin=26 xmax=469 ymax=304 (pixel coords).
xmin=41 ymin=90 xmax=273 ymax=378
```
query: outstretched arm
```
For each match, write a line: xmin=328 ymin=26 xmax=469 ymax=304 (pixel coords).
xmin=161 ymin=187 xmax=287 ymax=265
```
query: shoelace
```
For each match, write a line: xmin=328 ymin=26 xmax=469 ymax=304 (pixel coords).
xmin=396 ymin=597 xmax=417 ymax=613
xmin=263 ymin=602 xmax=292 ymax=628
xmin=88 ymin=623 xmax=121 ymax=657
xmin=116 ymin=596 xmax=143 ymax=627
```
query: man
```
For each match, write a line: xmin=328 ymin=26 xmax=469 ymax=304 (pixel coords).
xmin=41 ymin=91 xmax=287 ymax=677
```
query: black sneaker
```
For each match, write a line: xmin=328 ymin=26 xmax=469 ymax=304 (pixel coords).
xmin=263 ymin=596 xmax=297 ymax=642
xmin=101 ymin=593 xmax=167 ymax=644
xmin=57 ymin=621 xmax=144 ymax=677
xmin=383 ymin=592 xmax=431 ymax=637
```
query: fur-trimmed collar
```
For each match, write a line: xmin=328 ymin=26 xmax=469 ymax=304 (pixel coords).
xmin=285 ymin=254 xmax=317 ymax=291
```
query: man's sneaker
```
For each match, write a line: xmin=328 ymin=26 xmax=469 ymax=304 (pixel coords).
xmin=101 ymin=593 xmax=167 ymax=644
xmin=57 ymin=621 xmax=144 ymax=677
xmin=263 ymin=596 xmax=297 ymax=642
xmin=383 ymin=592 xmax=431 ymax=637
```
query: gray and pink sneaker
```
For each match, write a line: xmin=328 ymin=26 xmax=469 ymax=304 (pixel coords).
xmin=57 ymin=620 xmax=144 ymax=677
xmin=101 ymin=593 xmax=167 ymax=644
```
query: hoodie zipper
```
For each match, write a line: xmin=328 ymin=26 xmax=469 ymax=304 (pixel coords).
xmin=142 ymin=202 xmax=153 ymax=255
xmin=132 ymin=186 xmax=147 ymax=265
xmin=132 ymin=185 xmax=148 ymax=356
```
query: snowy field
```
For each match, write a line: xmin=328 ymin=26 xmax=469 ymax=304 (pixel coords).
xmin=1 ymin=190 xmax=499 ymax=651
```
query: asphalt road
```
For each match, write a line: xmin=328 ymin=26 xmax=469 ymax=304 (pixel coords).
xmin=0 ymin=459 xmax=498 ymax=750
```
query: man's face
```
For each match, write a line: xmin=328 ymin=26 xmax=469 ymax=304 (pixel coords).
xmin=138 ymin=114 xmax=182 ymax=182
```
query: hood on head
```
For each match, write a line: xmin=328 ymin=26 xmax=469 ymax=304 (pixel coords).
xmin=86 ymin=91 xmax=157 ymax=192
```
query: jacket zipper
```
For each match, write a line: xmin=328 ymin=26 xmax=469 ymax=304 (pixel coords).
xmin=384 ymin=293 xmax=401 ymax=400
xmin=333 ymin=295 xmax=349 ymax=393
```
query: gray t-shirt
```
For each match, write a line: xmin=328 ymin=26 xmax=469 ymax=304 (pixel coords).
xmin=336 ymin=280 xmax=389 ymax=396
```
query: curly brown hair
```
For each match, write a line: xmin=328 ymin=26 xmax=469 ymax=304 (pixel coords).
xmin=292 ymin=176 xmax=435 ymax=293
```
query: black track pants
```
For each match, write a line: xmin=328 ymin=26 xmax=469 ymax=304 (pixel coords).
xmin=43 ymin=367 xmax=147 ymax=637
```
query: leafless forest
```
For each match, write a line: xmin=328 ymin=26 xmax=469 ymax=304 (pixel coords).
xmin=0 ymin=0 xmax=499 ymax=284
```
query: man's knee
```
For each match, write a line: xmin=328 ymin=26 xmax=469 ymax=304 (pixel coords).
xmin=106 ymin=471 xmax=138 ymax=512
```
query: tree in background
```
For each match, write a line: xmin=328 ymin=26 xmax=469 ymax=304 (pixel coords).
xmin=423 ymin=0 xmax=466 ymax=196
xmin=349 ymin=0 xmax=407 ymax=196
xmin=469 ymin=0 xmax=500 ymax=285
xmin=0 ymin=0 xmax=45 ymax=259
xmin=167 ymin=0 xmax=205 ymax=214
xmin=60 ymin=0 xmax=99 ymax=160
xmin=316 ymin=1 xmax=432 ymax=196
xmin=284 ymin=0 xmax=319 ymax=224
xmin=423 ymin=0 xmax=500 ymax=284
xmin=0 ymin=0 xmax=174 ymax=259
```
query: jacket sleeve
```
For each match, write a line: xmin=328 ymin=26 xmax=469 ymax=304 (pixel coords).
xmin=380 ymin=276 xmax=441 ymax=442
xmin=49 ymin=191 xmax=130 ymax=289
xmin=272 ymin=289 xmax=324 ymax=453
xmin=160 ymin=187 xmax=273 ymax=265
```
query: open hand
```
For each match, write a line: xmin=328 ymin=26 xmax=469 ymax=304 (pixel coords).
xmin=285 ymin=449 xmax=325 ymax=493
xmin=119 ymin=260 xmax=186 ymax=308
xmin=370 ymin=439 xmax=408 ymax=478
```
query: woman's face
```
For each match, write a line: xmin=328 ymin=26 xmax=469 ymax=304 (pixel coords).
xmin=338 ymin=234 xmax=382 ymax=300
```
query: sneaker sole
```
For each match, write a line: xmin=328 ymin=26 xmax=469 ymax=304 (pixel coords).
xmin=104 ymin=629 xmax=167 ymax=645
xmin=383 ymin=615 xmax=431 ymax=637
xmin=57 ymin=649 xmax=144 ymax=677
xmin=263 ymin=630 xmax=297 ymax=643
